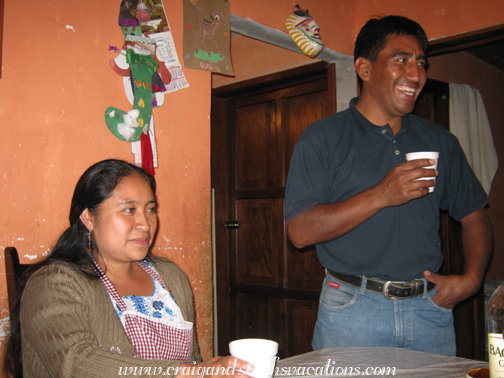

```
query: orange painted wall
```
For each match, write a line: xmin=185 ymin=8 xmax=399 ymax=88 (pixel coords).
xmin=355 ymin=0 xmax=504 ymax=43
xmin=0 ymin=0 xmax=213 ymax=364
xmin=0 ymin=0 xmax=503 ymax=374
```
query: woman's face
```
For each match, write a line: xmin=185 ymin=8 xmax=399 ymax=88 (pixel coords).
xmin=87 ymin=173 xmax=157 ymax=266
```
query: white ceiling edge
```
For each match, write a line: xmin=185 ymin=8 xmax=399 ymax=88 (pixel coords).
xmin=230 ymin=14 xmax=357 ymax=111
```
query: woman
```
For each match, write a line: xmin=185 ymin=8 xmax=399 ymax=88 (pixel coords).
xmin=4 ymin=159 xmax=248 ymax=378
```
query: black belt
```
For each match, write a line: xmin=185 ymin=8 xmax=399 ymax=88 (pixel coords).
xmin=326 ymin=269 xmax=435 ymax=300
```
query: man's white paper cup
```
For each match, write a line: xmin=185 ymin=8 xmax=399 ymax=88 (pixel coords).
xmin=405 ymin=151 xmax=439 ymax=192
xmin=229 ymin=338 xmax=278 ymax=378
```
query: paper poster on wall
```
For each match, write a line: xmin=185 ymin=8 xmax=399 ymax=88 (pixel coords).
xmin=183 ymin=0 xmax=234 ymax=76
xmin=105 ymin=0 xmax=189 ymax=175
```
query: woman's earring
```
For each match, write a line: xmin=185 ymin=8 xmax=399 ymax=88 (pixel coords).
xmin=87 ymin=230 xmax=93 ymax=253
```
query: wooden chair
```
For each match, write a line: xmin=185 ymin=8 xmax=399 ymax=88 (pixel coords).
xmin=4 ymin=247 xmax=30 ymax=378
xmin=4 ymin=247 xmax=30 ymax=315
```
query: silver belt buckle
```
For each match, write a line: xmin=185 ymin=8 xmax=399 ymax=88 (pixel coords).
xmin=383 ymin=280 xmax=423 ymax=300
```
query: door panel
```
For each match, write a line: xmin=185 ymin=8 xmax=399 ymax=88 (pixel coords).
xmin=234 ymin=293 xmax=282 ymax=339
xmin=235 ymin=199 xmax=283 ymax=287
xmin=235 ymin=102 xmax=282 ymax=190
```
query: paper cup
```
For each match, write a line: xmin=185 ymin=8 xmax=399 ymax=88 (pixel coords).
xmin=405 ymin=151 xmax=439 ymax=192
xmin=229 ymin=338 xmax=278 ymax=378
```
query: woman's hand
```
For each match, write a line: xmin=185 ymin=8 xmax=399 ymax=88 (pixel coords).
xmin=178 ymin=356 xmax=253 ymax=378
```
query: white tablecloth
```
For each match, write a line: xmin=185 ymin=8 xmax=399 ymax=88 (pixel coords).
xmin=274 ymin=347 xmax=488 ymax=378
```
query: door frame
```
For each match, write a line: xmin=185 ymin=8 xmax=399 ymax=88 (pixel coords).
xmin=211 ymin=62 xmax=335 ymax=355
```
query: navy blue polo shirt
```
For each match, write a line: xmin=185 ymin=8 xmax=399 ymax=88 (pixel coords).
xmin=285 ymin=98 xmax=488 ymax=280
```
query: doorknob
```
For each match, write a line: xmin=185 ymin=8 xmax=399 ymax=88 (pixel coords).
xmin=225 ymin=221 xmax=239 ymax=229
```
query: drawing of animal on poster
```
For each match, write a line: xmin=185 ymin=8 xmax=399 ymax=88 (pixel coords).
xmin=182 ymin=0 xmax=234 ymax=76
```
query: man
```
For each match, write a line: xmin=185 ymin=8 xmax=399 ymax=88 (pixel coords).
xmin=285 ymin=15 xmax=492 ymax=356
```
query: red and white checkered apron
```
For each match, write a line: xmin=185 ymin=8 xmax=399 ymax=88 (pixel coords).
xmin=96 ymin=261 xmax=194 ymax=362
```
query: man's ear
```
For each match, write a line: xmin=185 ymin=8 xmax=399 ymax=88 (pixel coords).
xmin=79 ymin=209 xmax=94 ymax=231
xmin=355 ymin=57 xmax=371 ymax=83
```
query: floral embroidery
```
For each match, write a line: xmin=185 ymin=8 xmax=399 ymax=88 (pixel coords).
xmin=131 ymin=296 xmax=149 ymax=315
xmin=108 ymin=262 xmax=187 ymax=326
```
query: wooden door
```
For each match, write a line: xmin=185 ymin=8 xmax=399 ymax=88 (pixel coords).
xmin=212 ymin=62 xmax=335 ymax=358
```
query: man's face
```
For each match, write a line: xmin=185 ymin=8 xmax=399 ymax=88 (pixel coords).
xmin=365 ymin=33 xmax=427 ymax=119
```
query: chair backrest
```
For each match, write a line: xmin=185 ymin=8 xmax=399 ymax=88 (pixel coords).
xmin=4 ymin=247 xmax=31 ymax=378
xmin=4 ymin=247 xmax=30 ymax=318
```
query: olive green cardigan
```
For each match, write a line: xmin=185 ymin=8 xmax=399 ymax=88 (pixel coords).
xmin=20 ymin=256 xmax=202 ymax=378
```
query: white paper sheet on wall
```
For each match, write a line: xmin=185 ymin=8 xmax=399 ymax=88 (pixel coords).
xmin=149 ymin=31 xmax=190 ymax=92
xmin=145 ymin=0 xmax=189 ymax=92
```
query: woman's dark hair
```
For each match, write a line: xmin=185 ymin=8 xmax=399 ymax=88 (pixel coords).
xmin=3 ymin=159 xmax=156 ymax=377
xmin=353 ymin=15 xmax=428 ymax=88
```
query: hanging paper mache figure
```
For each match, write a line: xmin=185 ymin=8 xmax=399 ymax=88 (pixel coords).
xmin=105 ymin=0 xmax=171 ymax=175
xmin=285 ymin=5 xmax=324 ymax=59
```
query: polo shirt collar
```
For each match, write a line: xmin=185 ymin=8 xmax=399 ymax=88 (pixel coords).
xmin=349 ymin=97 xmax=411 ymax=136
